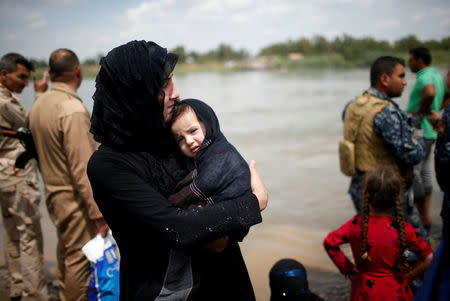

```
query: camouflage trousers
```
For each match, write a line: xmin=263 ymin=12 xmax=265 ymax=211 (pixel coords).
xmin=0 ymin=177 xmax=48 ymax=300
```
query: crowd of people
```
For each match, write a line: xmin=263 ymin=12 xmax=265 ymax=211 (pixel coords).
xmin=0 ymin=41 xmax=448 ymax=301
xmin=332 ymin=48 xmax=449 ymax=300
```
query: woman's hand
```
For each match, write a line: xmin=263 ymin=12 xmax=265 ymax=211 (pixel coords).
xmin=249 ymin=160 xmax=268 ymax=211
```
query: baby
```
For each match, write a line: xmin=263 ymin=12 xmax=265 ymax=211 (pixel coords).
xmin=166 ymin=98 xmax=254 ymax=300
xmin=168 ymin=98 xmax=251 ymax=207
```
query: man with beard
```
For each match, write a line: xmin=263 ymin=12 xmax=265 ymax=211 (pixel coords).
xmin=340 ymin=56 xmax=427 ymax=240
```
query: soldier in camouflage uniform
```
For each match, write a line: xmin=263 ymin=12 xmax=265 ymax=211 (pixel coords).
xmin=0 ymin=53 xmax=48 ymax=301
xmin=341 ymin=56 xmax=428 ymax=241
xmin=414 ymin=69 xmax=450 ymax=300
xmin=428 ymin=69 xmax=450 ymax=243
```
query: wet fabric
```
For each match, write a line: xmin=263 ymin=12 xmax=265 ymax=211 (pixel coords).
xmin=91 ymin=40 xmax=178 ymax=154
xmin=87 ymin=145 xmax=261 ymax=300
xmin=181 ymin=99 xmax=251 ymax=204
xmin=89 ymin=41 xmax=260 ymax=300
xmin=0 ymin=83 xmax=47 ymax=300
xmin=324 ymin=215 xmax=432 ymax=301
xmin=166 ymin=99 xmax=252 ymax=300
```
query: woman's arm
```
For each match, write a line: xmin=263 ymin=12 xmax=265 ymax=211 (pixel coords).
xmin=87 ymin=151 xmax=265 ymax=248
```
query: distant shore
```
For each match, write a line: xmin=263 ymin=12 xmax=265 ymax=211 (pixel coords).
xmin=30 ymin=51 xmax=450 ymax=79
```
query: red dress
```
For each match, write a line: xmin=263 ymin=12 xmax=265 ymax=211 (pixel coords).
xmin=323 ymin=215 xmax=432 ymax=301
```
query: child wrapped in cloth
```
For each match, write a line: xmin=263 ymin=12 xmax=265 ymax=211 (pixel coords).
xmin=168 ymin=98 xmax=251 ymax=207
xmin=166 ymin=98 xmax=254 ymax=300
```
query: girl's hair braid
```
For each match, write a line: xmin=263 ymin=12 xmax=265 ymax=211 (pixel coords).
xmin=361 ymin=167 xmax=403 ymax=263
xmin=394 ymin=196 xmax=410 ymax=272
xmin=361 ymin=195 xmax=371 ymax=263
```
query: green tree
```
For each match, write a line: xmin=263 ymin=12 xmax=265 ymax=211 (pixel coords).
xmin=394 ymin=35 xmax=422 ymax=51
xmin=439 ymin=37 xmax=450 ymax=50
xmin=170 ymin=45 xmax=186 ymax=63
xmin=30 ymin=59 xmax=47 ymax=69
xmin=217 ymin=43 xmax=233 ymax=61
xmin=312 ymin=35 xmax=330 ymax=53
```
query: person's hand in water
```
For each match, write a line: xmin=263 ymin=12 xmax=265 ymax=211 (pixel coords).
xmin=249 ymin=160 xmax=268 ymax=211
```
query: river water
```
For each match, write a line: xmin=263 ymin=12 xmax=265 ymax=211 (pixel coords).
xmin=5 ymin=68 xmax=446 ymax=300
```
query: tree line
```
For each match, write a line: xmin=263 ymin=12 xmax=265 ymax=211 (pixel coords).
xmin=29 ymin=34 xmax=449 ymax=69
xmin=258 ymin=34 xmax=450 ymax=58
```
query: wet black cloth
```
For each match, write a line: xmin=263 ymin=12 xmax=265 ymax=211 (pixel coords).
xmin=88 ymin=41 xmax=260 ymax=300
xmin=182 ymin=99 xmax=251 ymax=204
xmin=87 ymin=145 xmax=261 ymax=300
xmin=166 ymin=99 xmax=254 ymax=300
xmin=90 ymin=40 xmax=178 ymax=154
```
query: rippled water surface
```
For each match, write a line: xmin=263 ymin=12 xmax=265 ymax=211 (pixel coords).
xmin=11 ymin=68 xmax=445 ymax=300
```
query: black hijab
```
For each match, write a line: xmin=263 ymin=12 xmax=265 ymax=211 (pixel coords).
xmin=90 ymin=40 xmax=178 ymax=154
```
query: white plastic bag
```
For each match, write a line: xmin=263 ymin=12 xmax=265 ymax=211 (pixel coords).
xmin=82 ymin=230 xmax=120 ymax=301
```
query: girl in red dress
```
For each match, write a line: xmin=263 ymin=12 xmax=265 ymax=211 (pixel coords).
xmin=323 ymin=167 xmax=433 ymax=301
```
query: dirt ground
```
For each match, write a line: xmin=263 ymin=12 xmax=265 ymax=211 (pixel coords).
xmin=0 ymin=195 xmax=443 ymax=301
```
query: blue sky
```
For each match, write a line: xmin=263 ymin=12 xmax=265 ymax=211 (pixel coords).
xmin=1 ymin=0 xmax=449 ymax=61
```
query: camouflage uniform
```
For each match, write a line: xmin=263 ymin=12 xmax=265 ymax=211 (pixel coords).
xmin=0 ymin=83 xmax=47 ymax=300
xmin=434 ymin=105 xmax=450 ymax=240
xmin=343 ymin=87 xmax=428 ymax=241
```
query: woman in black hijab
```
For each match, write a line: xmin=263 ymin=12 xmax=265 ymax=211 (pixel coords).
xmin=87 ymin=40 xmax=267 ymax=300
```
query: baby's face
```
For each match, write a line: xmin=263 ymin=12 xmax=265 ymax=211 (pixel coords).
xmin=171 ymin=109 xmax=206 ymax=158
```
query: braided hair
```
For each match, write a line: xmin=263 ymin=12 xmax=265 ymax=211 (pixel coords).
xmin=361 ymin=167 xmax=405 ymax=269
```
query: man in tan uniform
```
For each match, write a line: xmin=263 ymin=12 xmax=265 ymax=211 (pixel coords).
xmin=29 ymin=49 xmax=108 ymax=301
xmin=0 ymin=53 xmax=48 ymax=301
